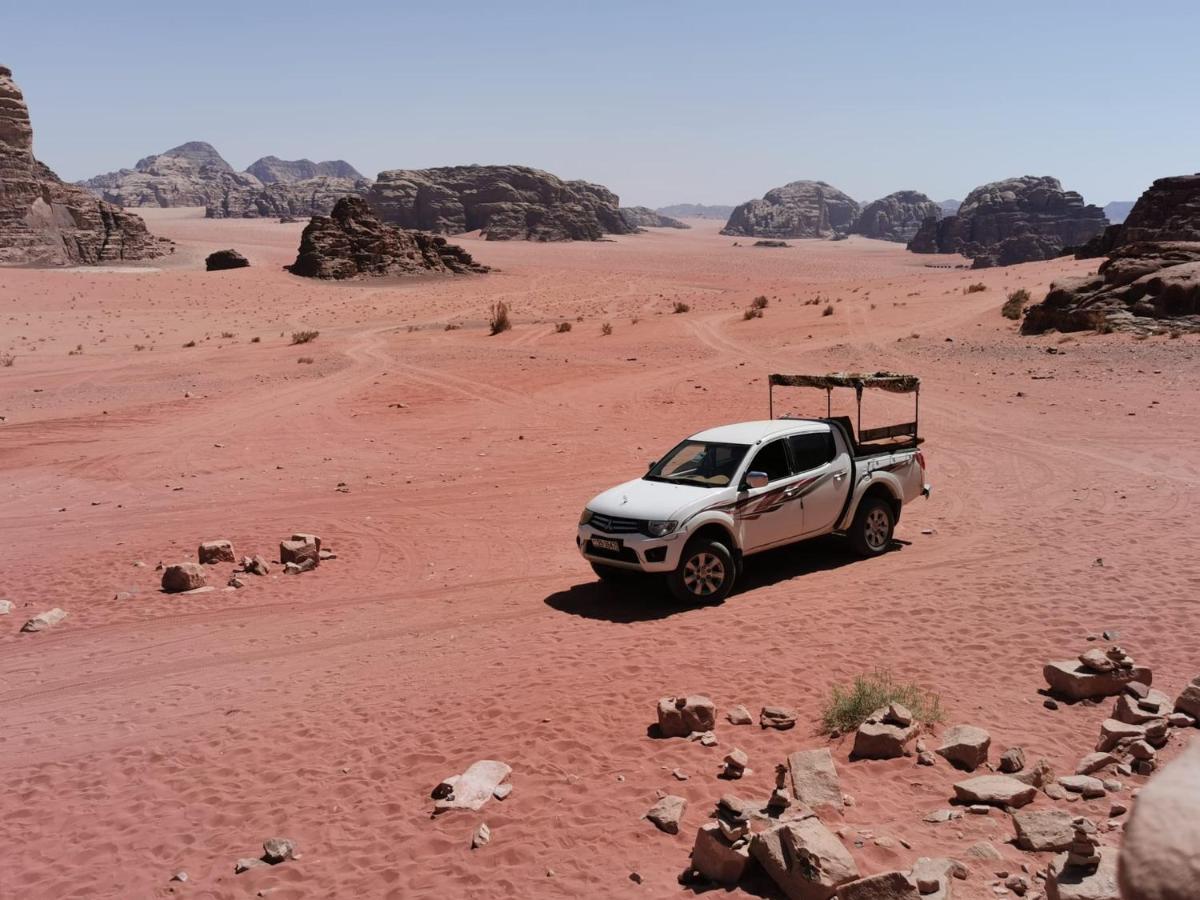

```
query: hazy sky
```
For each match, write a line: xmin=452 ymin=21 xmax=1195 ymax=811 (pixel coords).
xmin=7 ymin=1 xmax=1198 ymax=209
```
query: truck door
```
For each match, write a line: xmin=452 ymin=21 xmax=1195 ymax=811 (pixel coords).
xmin=786 ymin=429 xmax=852 ymax=536
xmin=737 ymin=438 xmax=808 ymax=552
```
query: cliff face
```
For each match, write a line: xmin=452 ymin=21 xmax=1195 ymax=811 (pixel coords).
xmin=0 ymin=65 xmax=170 ymax=266
xmin=619 ymin=206 xmax=690 ymax=229
xmin=721 ymin=181 xmax=859 ymax=239
xmin=850 ymin=190 xmax=941 ymax=243
xmin=908 ymin=176 xmax=1107 ymax=268
xmin=366 ymin=165 xmax=634 ymax=241
xmin=246 ymin=156 xmax=364 ymax=184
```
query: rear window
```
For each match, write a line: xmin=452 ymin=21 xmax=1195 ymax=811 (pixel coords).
xmin=788 ymin=432 xmax=835 ymax=471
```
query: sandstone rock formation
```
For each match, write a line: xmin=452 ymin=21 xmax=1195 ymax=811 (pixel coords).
xmin=287 ymin=197 xmax=489 ymax=280
xmin=205 ymin=250 xmax=249 ymax=271
xmin=721 ymin=181 xmax=859 ymax=239
xmin=366 ymin=165 xmax=633 ymax=241
xmin=851 ymin=190 xmax=941 ymax=243
xmin=656 ymin=203 xmax=735 ymax=220
xmin=907 ymin=176 xmax=1107 ymax=268
xmin=0 ymin=66 xmax=170 ymax=265
xmin=619 ymin=206 xmax=690 ymax=229
xmin=245 ymin=156 xmax=363 ymax=184
xmin=206 ymin=175 xmax=370 ymax=220
xmin=1119 ymin=175 xmax=1200 ymax=244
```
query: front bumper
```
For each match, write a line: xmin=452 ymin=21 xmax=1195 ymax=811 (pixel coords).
xmin=576 ymin=525 xmax=684 ymax=573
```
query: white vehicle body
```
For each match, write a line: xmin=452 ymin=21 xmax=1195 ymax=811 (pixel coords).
xmin=577 ymin=418 xmax=930 ymax=596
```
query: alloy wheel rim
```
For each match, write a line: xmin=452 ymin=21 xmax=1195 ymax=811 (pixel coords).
xmin=683 ymin=552 xmax=725 ymax=596
xmin=865 ymin=508 xmax=890 ymax=550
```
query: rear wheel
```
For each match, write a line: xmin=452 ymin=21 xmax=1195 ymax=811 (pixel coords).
xmin=850 ymin=496 xmax=895 ymax=557
xmin=667 ymin=538 xmax=736 ymax=603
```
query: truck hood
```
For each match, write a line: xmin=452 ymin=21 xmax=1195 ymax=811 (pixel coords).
xmin=587 ymin=478 xmax=723 ymax=522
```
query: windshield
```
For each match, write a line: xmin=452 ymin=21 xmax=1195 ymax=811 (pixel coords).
xmin=645 ymin=440 xmax=749 ymax=488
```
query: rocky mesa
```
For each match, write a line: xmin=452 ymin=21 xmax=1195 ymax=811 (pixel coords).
xmin=0 ymin=65 xmax=170 ymax=266
xmin=907 ymin=175 xmax=1107 ymax=268
xmin=720 ymin=181 xmax=859 ymax=239
xmin=245 ymin=156 xmax=364 ymax=184
xmin=619 ymin=206 xmax=690 ymax=230
xmin=365 ymin=165 xmax=634 ymax=241
xmin=851 ymin=190 xmax=942 ymax=243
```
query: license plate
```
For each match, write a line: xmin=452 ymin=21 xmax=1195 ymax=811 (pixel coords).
xmin=591 ymin=538 xmax=621 ymax=552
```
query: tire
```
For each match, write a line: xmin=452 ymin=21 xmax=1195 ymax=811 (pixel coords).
xmin=850 ymin=496 xmax=895 ymax=557
xmin=667 ymin=538 xmax=736 ymax=603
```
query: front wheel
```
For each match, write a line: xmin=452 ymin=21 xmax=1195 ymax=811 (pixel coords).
xmin=667 ymin=538 xmax=736 ymax=604
xmin=850 ymin=497 xmax=895 ymax=557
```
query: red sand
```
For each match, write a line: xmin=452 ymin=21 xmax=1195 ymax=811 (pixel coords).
xmin=1 ymin=211 xmax=1198 ymax=898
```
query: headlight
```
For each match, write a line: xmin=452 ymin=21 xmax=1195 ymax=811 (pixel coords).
xmin=645 ymin=520 xmax=678 ymax=537
xmin=579 ymin=508 xmax=594 ymax=526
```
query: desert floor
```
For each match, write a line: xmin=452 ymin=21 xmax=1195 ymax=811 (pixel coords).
xmin=1 ymin=213 xmax=1198 ymax=899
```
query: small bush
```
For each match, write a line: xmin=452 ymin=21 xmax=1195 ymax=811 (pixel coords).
xmin=0 ymin=352 xmax=14 ymax=367
xmin=822 ymin=304 xmax=834 ymax=317
xmin=601 ymin=322 xmax=613 ymax=336
xmin=250 ymin=336 xmax=261 ymax=343
xmin=221 ymin=331 xmax=235 ymax=339
xmin=291 ymin=329 xmax=319 ymax=345
xmin=489 ymin=301 xmax=511 ymax=335
xmin=182 ymin=340 xmax=196 ymax=348
xmin=631 ymin=317 xmax=640 ymax=325
xmin=820 ymin=668 xmax=944 ymax=735
xmin=1002 ymin=288 xmax=1031 ymax=320
xmin=297 ymin=356 xmax=314 ymax=364
xmin=673 ymin=301 xmax=690 ymax=314
xmin=751 ymin=295 xmax=769 ymax=310
xmin=743 ymin=307 xmax=763 ymax=320
xmin=555 ymin=321 xmax=572 ymax=333
xmin=1095 ymin=321 xmax=1115 ymax=335
xmin=964 ymin=282 xmax=988 ymax=294
xmin=444 ymin=323 xmax=461 ymax=331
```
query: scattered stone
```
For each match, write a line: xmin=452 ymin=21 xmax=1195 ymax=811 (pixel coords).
xmin=1097 ymin=719 xmax=1145 ymax=753
xmin=722 ymin=748 xmax=748 ymax=779
xmin=1046 ymin=845 xmax=1119 ymax=900
xmin=966 ymin=841 xmax=1003 ymax=862
xmin=1012 ymin=809 xmax=1077 ymax=852
xmin=1076 ymin=753 xmax=1117 ymax=776
xmin=1043 ymin=657 xmax=1151 ymax=701
xmin=169 ymin=871 xmax=188 ymax=882
xmin=922 ymin=809 xmax=962 ymax=824
xmin=1045 ymin=783 xmax=1070 ymax=801
xmin=750 ymin=817 xmax=860 ymax=900
xmin=694 ymin=730 xmax=718 ymax=747
xmin=1044 ymin=698 xmax=1060 ymax=711
xmin=1175 ymin=678 xmax=1200 ymax=720
xmin=471 ymin=823 xmax=491 ymax=849
xmin=235 ymin=858 xmax=267 ymax=874
xmin=726 ymin=705 xmax=753 ymax=725
xmin=284 ymin=558 xmax=316 ymax=574
xmin=20 ymin=608 xmax=67 ymax=633
xmin=671 ymin=768 xmax=688 ymax=781
xmin=1065 ymin=817 xmax=1102 ymax=869
xmin=433 ymin=760 xmax=512 ymax=812
xmin=657 ymin=695 xmax=716 ymax=737
xmin=242 ymin=555 xmax=270 ymax=576
xmin=854 ymin=705 xmax=919 ymax=759
xmin=1014 ymin=757 xmax=1056 ymax=789
xmin=1167 ymin=712 xmax=1195 ymax=728
xmin=228 ymin=574 xmax=246 ymax=589
xmin=493 ymin=783 xmax=512 ymax=800
xmin=1108 ymin=803 xmax=1127 ymax=818
xmin=760 ymin=705 xmax=797 ymax=730
xmin=691 ymin=823 xmax=751 ymax=886
xmin=953 ymin=775 xmax=1037 ymax=808
xmin=968 ymin=804 xmax=991 ymax=815
xmin=198 ymin=539 xmax=235 ymax=564
xmin=1114 ymin=691 xmax=1173 ymax=725
xmin=262 ymin=837 xmax=296 ymax=864
xmin=1060 ymin=775 xmax=1107 ymax=799
xmin=839 ymin=870 xmax=921 ymax=900
xmin=0 ymin=599 xmax=13 ymax=615
xmin=1006 ymin=874 xmax=1030 ymax=896
xmin=280 ymin=537 xmax=319 ymax=568
xmin=1102 ymin=779 xmax=1122 ymax=793
xmin=937 ymin=725 xmax=992 ymax=771
xmin=786 ymin=748 xmax=843 ymax=809
xmin=911 ymin=857 xmax=965 ymax=897
xmin=646 ymin=795 xmax=686 ymax=834
xmin=1000 ymin=747 xmax=1027 ymax=774
xmin=917 ymin=751 xmax=937 ymax=767
xmin=161 ymin=563 xmax=207 ymax=593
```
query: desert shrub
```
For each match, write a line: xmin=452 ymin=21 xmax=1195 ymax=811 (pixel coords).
xmin=251 ymin=336 xmax=261 ymax=343
xmin=822 ymin=304 xmax=834 ymax=317
xmin=751 ymin=295 xmax=769 ymax=309
xmin=743 ymin=307 xmax=763 ymax=320
xmin=673 ymin=301 xmax=690 ymax=314
xmin=291 ymin=329 xmax=319 ymax=345
xmin=297 ymin=356 xmax=314 ymax=364
xmin=601 ymin=322 xmax=613 ymax=336
xmin=0 ymin=352 xmax=14 ymax=367
xmin=489 ymin=301 xmax=511 ymax=335
xmin=630 ymin=317 xmax=640 ymax=325
xmin=1002 ymin=288 xmax=1031 ymax=320
xmin=1095 ymin=321 xmax=1115 ymax=335
xmin=555 ymin=321 xmax=572 ymax=333
xmin=182 ymin=340 xmax=196 ymax=348
xmin=964 ymin=282 xmax=988 ymax=294
xmin=221 ymin=331 xmax=235 ymax=339
xmin=821 ymin=668 xmax=944 ymax=735
xmin=445 ymin=323 xmax=461 ymax=331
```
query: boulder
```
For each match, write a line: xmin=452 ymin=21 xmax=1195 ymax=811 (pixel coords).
xmin=727 ymin=704 xmax=753 ymax=725
xmin=760 ymin=706 xmax=797 ymax=730
xmin=786 ymin=748 xmax=843 ymax=808
xmin=1097 ymin=719 xmax=1145 ymax=753
xmin=1043 ymin=660 xmax=1152 ymax=701
xmin=162 ymin=563 xmax=207 ymax=593
xmin=952 ymin=775 xmax=1036 ymax=808
xmin=657 ymin=695 xmax=716 ymax=737
xmin=691 ymin=823 xmax=750 ymax=886
xmin=839 ymin=871 xmax=920 ymax=900
xmin=910 ymin=857 xmax=965 ymax=898
xmin=0 ymin=66 xmax=171 ymax=266
xmin=242 ymin=555 xmax=270 ymax=576
xmin=1118 ymin=739 xmax=1200 ymax=900
xmin=619 ymin=206 xmax=690 ymax=229
xmin=280 ymin=538 xmax=319 ymax=568
xmin=198 ymin=540 xmax=235 ymax=564
xmin=433 ymin=760 xmax=511 ymax=813
xmin=205 ymin=249 xmax=249 ymax=271
xmin=288 ymin=197 xmax=489 ymax=279
xmin=1059 ymin=775 xmax=1107 ymax=799
xmin=853 ymin=706 xmax=918 ymax=759
xmin=999 ymin=747 xmax=1026 ymax=774
xmin=936 ymin=725 xmax=991 ymax=771
xmin=722 ymin=180 xmax=859 ymax=239
xmin=1046 ymin=846 xmax=1119 ymax=900
xmin=749 ymin=817 xmax=859 ymax=900
xmin=852 ymin=191 xmax=942 ymax=243
xmin=261 ymin=837 xmax=296 ymax=864
xmin=1114 ymin=690 xmax=1172 ymax=725
xmin=366 ymin=165 xmax=633 ymax=241
xmin=646 ymin=795 xmax=686 ymax=834
xmin=907 ymin=175 xmax=1106 ymax=268
xmin=1012 ymin=808 xmax=1076 ymax=852
xmin=20 ymin=608 xmax=67 ymax=633
xmin=1013 ymin=756 xmax=1056 ymax=788
xmin=722 ymin=748 xmax=749 ymax=779
xmin=1175 ymin=679 xmax=1200 ymax=720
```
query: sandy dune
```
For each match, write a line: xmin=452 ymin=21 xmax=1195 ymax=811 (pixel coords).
xmin=1 ymin=212 xmax=1198 ymax=898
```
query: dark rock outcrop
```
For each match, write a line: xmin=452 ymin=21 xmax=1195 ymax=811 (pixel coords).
xmin=1118 ymin=174 xmax=1200 ymax=244
xmin=206 ymin=176 xmax=370 ymax=220
xmin=366 ymin=165 xmax=633 ymax=241
xmin=656 ymin=203 xmax=735 ymax=220
xmin=246 ymin=156 xmax=364 ymax=184
xmin=619 ymin=206 xmax=690 ymax=229
xmin=851 ymin=190 xmax=941 ymax=243
xmin=721 ymin=181 xmax=859 ymax=239
xmin=907 ymin=176 xmax=1107 ymax=268
xmin=288 ymin=197 xmax=489 ymax=279
xmin=0 ymin=65 xmax=170 ymax=266
xmin=206 ymin=249 xmax=249 ymax=271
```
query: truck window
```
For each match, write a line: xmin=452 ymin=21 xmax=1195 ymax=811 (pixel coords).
xmin=787 ymin=432 xmax=835 ymax=472
xmin=748 ymin=439 xmax=790 ymax=483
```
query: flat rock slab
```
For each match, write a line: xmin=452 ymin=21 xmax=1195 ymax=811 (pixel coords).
xmin=953 ymin=775 xmax=1036 ymax=808
xmin=434 ymin=760 xmax=512 ymax=812
xmin=750 ymin=817 xmax=859 ymax=900
xmin=692 ymin=823 xmax=750 ymax=886
xmin=936 ymin=724 xmax=991 ymax=771
xmin=646 ymin=795 xmax=686 ymax=834
xmin=839 ymin=870 xmax=920 ymax=900
xmin=1044 ymin=660 xmax=1152 ymax=701
xmin=20 ymin=608 xmax=67 ymax=633
xmin=1046 ymin=847 xmax=1119 ymax=900
xmin=787 ymin=748 xmax=843 ymax=808
xmin=1060 ymin=775 xmax=1107 ymax=798
xmin=1013 ymin=808 xmax=1076 ymax=852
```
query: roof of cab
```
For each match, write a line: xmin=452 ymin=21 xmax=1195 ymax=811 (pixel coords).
xmin=690 ymin=419 xmax=827 ymax=445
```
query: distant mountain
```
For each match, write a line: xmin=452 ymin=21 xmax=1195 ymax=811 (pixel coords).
xmin=939 ymin=199 xmax=961 ymax=216
xmin=1103 ymin=201 xmax=1135 ymax=225
xmin=620 ymin=206 xmax=690 ymax=229
xmin=656 ymin=203 xmax=735 ymax=220
xmin=247 ymin=156 xmax=364 ymax=184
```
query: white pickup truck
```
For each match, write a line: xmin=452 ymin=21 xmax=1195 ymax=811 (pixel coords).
xmin=576 ymin=373 xmax=931 ymax=602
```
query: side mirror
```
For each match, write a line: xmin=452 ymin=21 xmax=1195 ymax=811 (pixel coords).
xmin=745 ymin=471 xmax=769 ymax=490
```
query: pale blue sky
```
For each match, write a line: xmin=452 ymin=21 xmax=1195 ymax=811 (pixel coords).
xmin=7 ymin=1 xmax=1198 ymax=208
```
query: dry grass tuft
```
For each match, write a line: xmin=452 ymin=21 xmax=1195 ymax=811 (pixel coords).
xmin=1002 ymin=289 xmax=1031 ymax=320
xmin=821 ymin=668 xmax=944 ymax=735
xmin=291 ymin=330 xmax=320 ymax=345
xmin=489 ymin=301 xmax=511 ymax=335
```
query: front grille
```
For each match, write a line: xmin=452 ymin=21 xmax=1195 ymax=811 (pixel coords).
xmin=589 ymin=513 xmax=641 ymax=534
xmin=587 ymin=541 xmax=640 ymax=563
